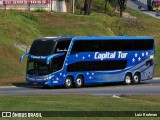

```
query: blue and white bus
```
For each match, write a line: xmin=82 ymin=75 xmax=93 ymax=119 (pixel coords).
xmin=20 ymin=36 xmax=155 ymax=88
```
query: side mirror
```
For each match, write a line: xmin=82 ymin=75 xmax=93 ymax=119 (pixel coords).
xmin=20 ymin=53 xmax=29 ymax=63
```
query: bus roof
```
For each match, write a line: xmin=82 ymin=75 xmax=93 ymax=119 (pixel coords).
xmin=35 ymin=36 xmax=74 ymax=42
xmin=73 ymin=36 xmax=154 ymax=40
xmin=34 ymin=36 xmax=154 ymax=42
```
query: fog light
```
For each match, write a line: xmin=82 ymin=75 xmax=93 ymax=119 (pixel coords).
xmin=45 ymin=82 xmax=48 ymax=84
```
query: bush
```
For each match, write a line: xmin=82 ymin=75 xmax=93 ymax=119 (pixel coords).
xmin=34 ymin=7 xmax=46 ymax=12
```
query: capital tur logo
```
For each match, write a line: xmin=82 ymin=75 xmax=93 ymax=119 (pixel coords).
xmin=2 ymin=112 xmax=12 ymax=117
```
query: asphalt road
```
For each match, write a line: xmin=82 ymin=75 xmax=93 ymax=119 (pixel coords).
xmin=0 ymin=78 xmax=160 ymax=96
xmin=127 ymin=0 xmax=160 ymax=19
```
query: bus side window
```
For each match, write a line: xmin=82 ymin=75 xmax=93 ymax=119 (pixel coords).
xmin=91 ymin=46 xmax=98 ymax=51
xmin=55 ymin=40 xmax=71 ymax=53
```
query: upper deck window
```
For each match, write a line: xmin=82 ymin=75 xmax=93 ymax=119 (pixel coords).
xmin=55 ymin=40 xmax=71 ymax=53
xmin=71 ymin=39 xmax=154 ymax=54
xmin=29 ymin=41 xmax=55 ymax=56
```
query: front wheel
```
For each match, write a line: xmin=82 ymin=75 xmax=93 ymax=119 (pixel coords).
xmin=132 ymin=73 xmax=140 ymax=84
xmin=64 ymin=76 xmax=73 ymax=88
xmin=124 ymin=73 xmax=132 ymax=85
xmin=75 ymin=76 xmax=84 ymax=88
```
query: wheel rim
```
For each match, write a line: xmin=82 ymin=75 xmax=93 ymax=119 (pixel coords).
xmin=125 ymin=76 xmax=131 ymax=84
xmin=76 ymin=78 xmax=82 ymax=86
xmin=66 ymin=78 xmax=71 ymax=87
xmin=134 ymin=75 xmax=139 ymax=82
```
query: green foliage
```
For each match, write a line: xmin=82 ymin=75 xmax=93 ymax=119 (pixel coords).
xmin=0 ymin=8 xmax=159 ymax=81
xmin=0 ymin=95 xmax=160 ymax=120
xmin=105 ymin=3 xmax=116 ymax=16
xmin=0 ymin=95 xmax=160 ymax=111
xmin=34 ymin=7 xmax=46 ymax=12
xmin=19 ymin=12 xmax=38 ymax=22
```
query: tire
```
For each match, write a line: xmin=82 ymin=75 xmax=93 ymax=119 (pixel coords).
xmin=75 ymin=76 xmax=83 ymax=88
xmin=64 ymin=76 xmax=73 ymax=88
xmin=124 ymin=73 xmax=132 ymax=85
xmin=42 ymin=85 xmax=50 ymax=89
xmin=132 ymin=73 xmax=140 ymax=84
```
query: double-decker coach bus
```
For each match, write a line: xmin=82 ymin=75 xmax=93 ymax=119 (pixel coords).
xmin=20 ymin=36 xmax=155 ymax=88
xmin=147 ymin=0 xmax=160 ymax=10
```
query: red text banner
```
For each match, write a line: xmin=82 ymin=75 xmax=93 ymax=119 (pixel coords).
xmin=3 ymin=0 xmax=50 ymax=5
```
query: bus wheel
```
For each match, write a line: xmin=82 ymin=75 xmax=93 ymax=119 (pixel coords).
xmin=75 ymin=76 xmax=83 ymax=88
xmin=124 ymin=73 xmax=132 ymax=85
xmin=64 ymin=76 xmax=73 ymax=88
xmin=133 ymin=73 xmax=140 ymax=84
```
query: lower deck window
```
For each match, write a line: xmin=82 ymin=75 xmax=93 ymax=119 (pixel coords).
xmin=67 ymin=60 xmax=127 ymax=72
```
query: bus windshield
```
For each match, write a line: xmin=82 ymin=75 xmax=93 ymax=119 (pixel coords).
xmin=27 ymin=55 xmax=66 ymax=76
xmin=27 ymin=60 xmax=52 ymax=76
xmin=29 ymin=41 xmax=55 ymax=56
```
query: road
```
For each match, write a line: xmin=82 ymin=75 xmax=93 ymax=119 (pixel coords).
xmin=0 ymin=78 xmax=160 ymax=96
xmin=127 ymin=0 xmax=160 ymax=19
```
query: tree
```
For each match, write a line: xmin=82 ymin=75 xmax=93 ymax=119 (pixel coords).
xmin=80 ymin=0 xmax=92 ymax=15
xmin=117 ymin=0 xmax=127 ymax=17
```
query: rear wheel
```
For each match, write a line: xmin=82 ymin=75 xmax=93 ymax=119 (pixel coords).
xmin=124 ymin=73 xmax=132 ymax=85
xmin=64 ymin=76 xmax=73 ymax=88
xmin=75 ymin=76 xmax=83 ymax=88
xmin=132 ymin=73 xmax=140 ymax=84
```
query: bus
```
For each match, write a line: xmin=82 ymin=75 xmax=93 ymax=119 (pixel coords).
xmin=20 ymin=36 xmax=155 ymax=88
xmin=147 ymin=0 xmax=160 ymax=10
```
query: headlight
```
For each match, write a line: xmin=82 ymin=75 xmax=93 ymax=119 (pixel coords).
xmin=150 ymin=54 xmax=154 ymax=59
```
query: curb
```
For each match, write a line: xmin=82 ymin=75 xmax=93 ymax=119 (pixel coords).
xmin=0 ymin=86 xmax=17 ymax=88
xmin=0 ymin=78 xmax=160 ymax=88
xmin=153 ymin=77 xmax=160 ymax=80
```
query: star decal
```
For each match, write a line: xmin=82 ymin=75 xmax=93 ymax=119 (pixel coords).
xmin=76 ymin=54 xmax=78 ymax=57
xmin=138 ymin=57 xmax=141 ymax=61
xmin=132 ymin=58 xmax=135 ymax=62
xmin=88 ymin=54 xmax=91 ymax=57
xmin=135 ymin=53 xmax=138 ymax=57
xmin=82 ymin=56 xmax=85 ymax=59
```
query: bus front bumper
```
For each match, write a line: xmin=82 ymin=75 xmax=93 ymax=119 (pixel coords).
xmin=26 ymin=74 xmax=64 ymax=87
xmin=26 ymin=75 xmax=53 ymax=86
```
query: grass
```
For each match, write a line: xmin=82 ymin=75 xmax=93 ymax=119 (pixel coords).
xmin=0 ymin=95 xmax=160 ymax=119
xmin=0 ymin=8 xmax=160 ymax=86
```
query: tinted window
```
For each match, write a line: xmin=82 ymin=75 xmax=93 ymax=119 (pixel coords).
xmin=55 ymin=40 xmax=71 ymax=53
xmin=71 ymin=39 xmax=154 ymax=54
xmin=27 ymin=55 xmax=66 ymax=76
xmin=50 ymin=55 xmax=66 ymax=72
xmin=67 ymin=60 xmax=127 ymax=72
xmin=71 ymin=40 xmax=99 ymax=54
xmin=27 ymin=60 xmax=52 ymax=76
xmin=30 ymin=41 xmax=55 ymax=56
